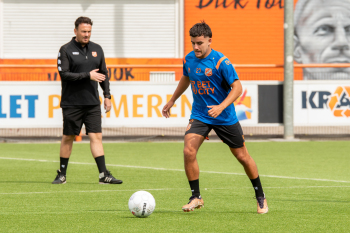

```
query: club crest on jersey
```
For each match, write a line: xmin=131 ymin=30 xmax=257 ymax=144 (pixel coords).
xmin=205 ymin=68 xmax=212 ymax=77
xmin=92 ymin=51 xmax=97 ymax=57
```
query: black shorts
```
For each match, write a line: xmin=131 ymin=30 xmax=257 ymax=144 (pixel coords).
xmin=185 ymin=119 xmax=245 ymax=148
xmin=62 ymin=105 xmax=101 ymax=136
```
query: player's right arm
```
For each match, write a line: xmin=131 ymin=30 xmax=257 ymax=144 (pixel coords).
xmin=58 ymin=46 xmax=105 ymax=82
xmin=162 ymin=75 xmax=190 ymax=118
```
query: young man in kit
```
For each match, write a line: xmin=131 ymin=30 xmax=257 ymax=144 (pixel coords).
xmin=52 ymin=16 xmax=122 ymax=185
xmin=162 ymin=21 xmax=268 ymax=214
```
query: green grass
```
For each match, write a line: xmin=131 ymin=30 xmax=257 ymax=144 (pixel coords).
xmin=0 ymin=141 xmax=349 ymax=232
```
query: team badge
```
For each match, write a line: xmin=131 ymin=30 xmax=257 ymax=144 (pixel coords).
xmin=205 ymin=68 xmax=212 ymax=77
xmin=92 ymin=51 xmax=97 ymax=57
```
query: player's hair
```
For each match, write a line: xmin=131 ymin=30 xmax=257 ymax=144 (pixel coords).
xmin=75 ymin=16 xmax=93 ymax=29
xmin=189 ymin=21 xmax=212 ymax=38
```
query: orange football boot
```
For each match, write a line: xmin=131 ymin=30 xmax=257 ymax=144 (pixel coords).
xmin=182 ymin=195 xmax=204 ymax=212
xmin=256 ymin=195 xmax=268 ymax=214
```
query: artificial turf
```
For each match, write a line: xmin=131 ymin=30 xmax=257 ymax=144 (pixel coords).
xmin=0 ymin=141 xmax=349 ymax=232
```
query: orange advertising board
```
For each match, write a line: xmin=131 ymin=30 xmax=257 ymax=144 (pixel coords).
xmin=185 ymin=0 xmax=285 ymax=64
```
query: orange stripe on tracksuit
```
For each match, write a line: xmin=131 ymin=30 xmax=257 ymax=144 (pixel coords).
xmin=215 ymin=56 xmax=227 ymax=70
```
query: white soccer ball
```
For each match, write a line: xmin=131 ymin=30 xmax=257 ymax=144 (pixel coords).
xmin=128 ymin=191 xmax=156 ymax=218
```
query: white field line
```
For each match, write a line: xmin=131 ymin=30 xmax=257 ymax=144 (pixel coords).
xmin=0 ymin=188 xmax=176 ymax=195
xmin=0 ymin=157 xmax=350 ymax=184
xmin=0 ymin=186 xmax=350 ymax=196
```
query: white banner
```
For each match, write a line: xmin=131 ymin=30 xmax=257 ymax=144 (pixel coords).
xmin=0 ymin=81 xmax=258 ymax=128
xmin=294 ymin=81 xmax=350 ymax=126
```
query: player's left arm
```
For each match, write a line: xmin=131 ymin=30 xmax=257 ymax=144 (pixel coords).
xmin=208 ymin=59 xmax=242 ymax=118
xmin=98 ymin=48 xmax=111 ymax=113
xmin=207 ymin=80 xmax=242 ymax=118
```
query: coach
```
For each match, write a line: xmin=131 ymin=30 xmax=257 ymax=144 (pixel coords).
xmin=52 ymin=16 xmax=122 ymax=184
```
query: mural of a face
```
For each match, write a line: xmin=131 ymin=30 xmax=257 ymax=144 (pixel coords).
xmin=294 ymin=0 xmax=350 ymax=79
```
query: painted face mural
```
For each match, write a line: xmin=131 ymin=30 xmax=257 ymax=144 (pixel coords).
xmin=294 ymin=0 xmax=350 ymax=80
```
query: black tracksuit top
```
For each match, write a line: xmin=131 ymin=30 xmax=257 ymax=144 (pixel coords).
xmin=57 ymin=37 xmax=110 ymax=107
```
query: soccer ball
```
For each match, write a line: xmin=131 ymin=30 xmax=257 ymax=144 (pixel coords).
xmin=128 ymin=191 xmax=156 ymax=218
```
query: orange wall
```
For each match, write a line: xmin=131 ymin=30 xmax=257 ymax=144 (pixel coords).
xmin=185 ymin=0 xmax=285 ymax=64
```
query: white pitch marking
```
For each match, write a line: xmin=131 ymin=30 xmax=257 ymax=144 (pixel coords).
xmin=0 ymin=186 xmax=349 ymax=196
xmin=0 ymin=188 xmax=179 ymax=195
xmin=263 ymin=186 xmax=350 ymax=189
xmin=0 ymin=157 xmax=349 ymax=183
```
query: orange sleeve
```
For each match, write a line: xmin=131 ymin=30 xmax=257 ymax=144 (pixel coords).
xmin=215 ymin=56 xmax=227 ymax=70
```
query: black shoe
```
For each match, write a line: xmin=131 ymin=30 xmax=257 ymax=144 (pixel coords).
xmin=52 ymin=170 xmax=66 ymax=184
xmin=99 ymin=170 xmax=123 ymax=184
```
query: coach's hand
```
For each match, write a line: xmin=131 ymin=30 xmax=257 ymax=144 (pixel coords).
xmin=90 ymin=69 xmax=106 ymax=82
xmin=207 ymin=105 xmax=224 ymax=118
xmin=162 ymin=100 xmax=175 ymax=118
xmin=104 ymin=98 xmax=111 ymax=113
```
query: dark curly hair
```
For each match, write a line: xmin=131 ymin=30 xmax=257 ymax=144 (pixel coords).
xmin=189 ymin=21 xmax=212 ymax=38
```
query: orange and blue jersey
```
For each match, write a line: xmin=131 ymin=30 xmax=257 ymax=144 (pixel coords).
xmin=183 ymin=49 xmax=239 ymax=125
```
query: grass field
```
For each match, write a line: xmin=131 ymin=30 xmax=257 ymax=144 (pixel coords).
xmin=0 ymin=141 xmax=349 ymax=232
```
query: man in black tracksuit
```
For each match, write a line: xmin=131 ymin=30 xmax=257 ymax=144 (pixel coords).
xmin=52 ymin=16 xmax=122 ymax=185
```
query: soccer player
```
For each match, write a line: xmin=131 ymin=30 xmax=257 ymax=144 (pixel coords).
xmin=52 ymin=16 xmax=122 ymax=184
xmin=162 ymin=21 xmax=268 ymax=214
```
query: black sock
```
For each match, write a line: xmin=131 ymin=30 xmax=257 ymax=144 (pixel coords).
xmin=95 ymin=155 xmax=107 ymax=173
xmin=189 ymin=179 xmax=200 ymax=198
xmin=60 ymin=157 xmax=69 ymax=175
xmin=250 ymin=176 xmax=264 ymax=198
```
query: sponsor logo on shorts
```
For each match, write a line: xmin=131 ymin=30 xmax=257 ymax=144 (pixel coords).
xmin=72 ymin=52 xmax=79 ymax=55
xmin=92 ymin=51 xmax=97 ymax=57
xmin=205 ymin=68 xmax=212 ymax=77
xmin=186 ymin=120 xmax=193 ymax=131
